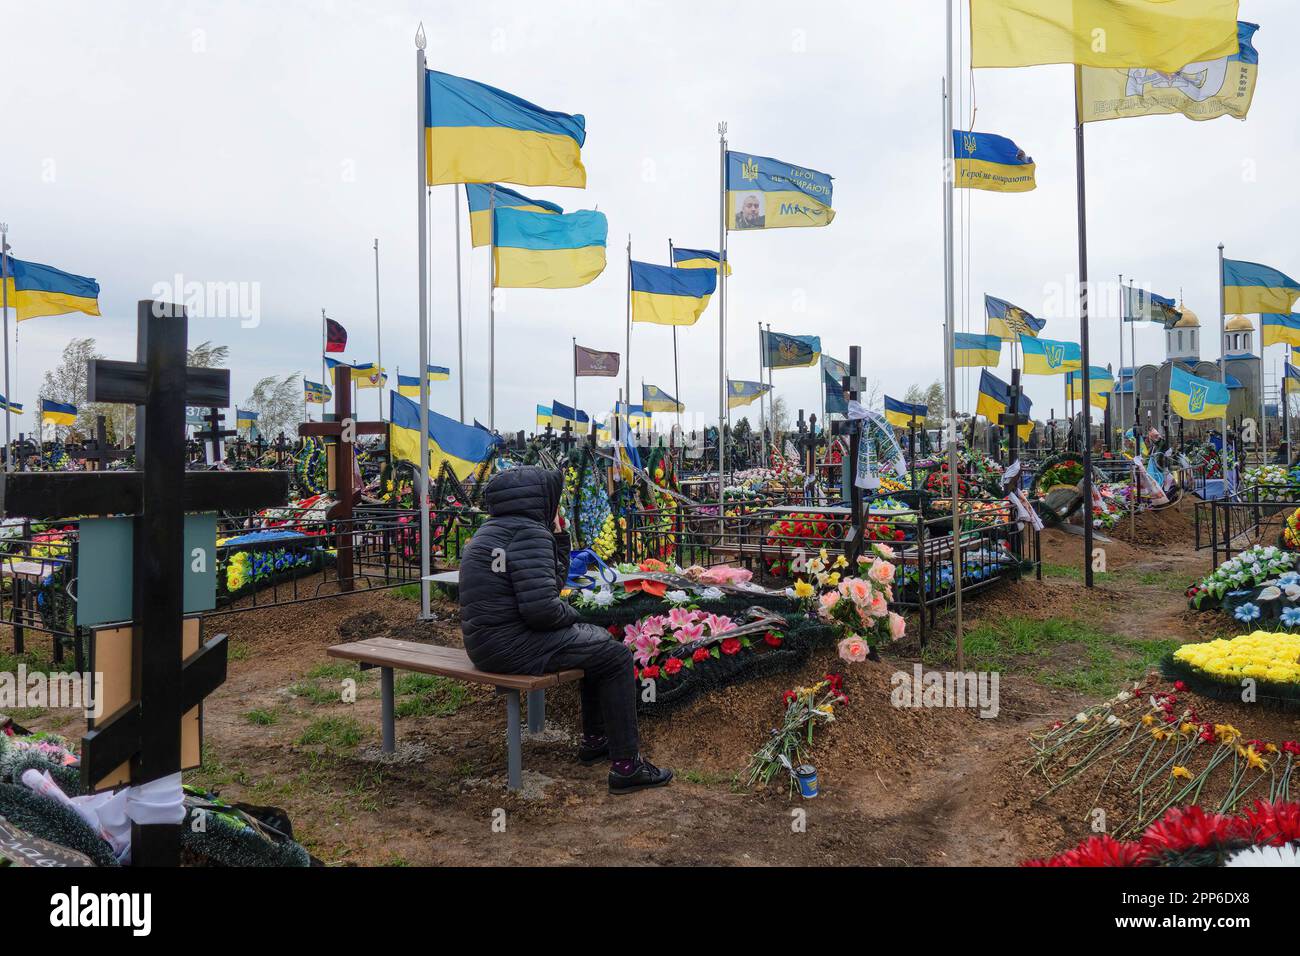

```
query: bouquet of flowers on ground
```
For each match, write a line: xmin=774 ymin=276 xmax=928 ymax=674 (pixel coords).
xmin=745 ymin=674 xmax=848 ymax=793
xmin=793 ymin=542 xmax=904 ymax=659
xmin=1284 ymin=507 xmax=1300 ymax=551
xmin=621 ymin=605 xmax=740 ymax=674
xmin=1244 ymin=463 xmax=1293 ymax=494
xmin=1186 ymin=545 xmax=1298 ymax=611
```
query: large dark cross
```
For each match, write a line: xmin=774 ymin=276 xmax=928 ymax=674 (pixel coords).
xmin=0 ymin=301 xmax=287 ymax=866
xmin=999 ymin=368 xmax=1030 ymax=467
xmin=79 ymin=414 xmax=131 ymax=471
xmin=194 ymin=406 xmax=236 ymax=465
xmin=830 ymin=345 xmax=869 ymax=561
xmin=298 ymin=365 xmax=386 ymax=591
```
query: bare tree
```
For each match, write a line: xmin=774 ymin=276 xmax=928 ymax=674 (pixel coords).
xmin=187 ymin=341 xmax=229 ymax=368
xmin=39 ymin=337 xmax=108 ymax=439
xmin=243 ymin=374 xmax=301 ymax=438
xmin=903 ymin=379 xmax=945 ymax=429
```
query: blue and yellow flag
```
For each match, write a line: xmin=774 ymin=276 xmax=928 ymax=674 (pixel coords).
xmin=975 ymin=370 xmax=1033 ymax=441
xmin=1 ymin=256 xmax=100 ymax=322
xmin=397 ymin=374 xmax=422 ymax=398
xmin=1019 ymin=333 xmax=1081 ymax=376
xmin=1081 ymin=21 xmax=1259 ymax=124
xmin=1124 ymin=286 xmax=1182 ymax=328
xmin=1223 ymin=258 xmax=1300 ymax=315
xmin=630 ymin=261 xmax=716 ymax=327
xmin=536 ymin=404 xmax=551 ymax=428
xmin=970 ymin=0 xmax=1240 ymax=72
xmin=763 ymin=330 xmax=821 ymax=369
xmin=985 ymin=294 xmax=1045 ymax=341
xmin=550 ymin=400 xmax=577 ymax=430
xmin=642 ymin=384 xmax=683 ymax=414
xmin=424 ymin=70 xmax=586 ymax=187
xmin=672 ymin=247 xmax=732 ymax=277
xmin=389 ymin=391 xmax=496 ymax=480
xmin=726 ymin=152 xmax=834 ymax=230
xmin=427 ymin=365 xmax=450 ymax=381
xmin=952 ymin=130 xmax=1036 ymax=192
xmin=465 ymin=184 xmax=562 ymax=247
xmin=0 ymin=395 xmax=23 ymax=414
xmin=236 ymin=408 xmax=258 ymax=426
xmin=493 ymin=207 xmax=607 ymax=289
xmin=40 ymin=399 xmax=77 ymax=426
xmin=1169 ymin=365 xmax=1229 ymax=421
xmin=822 ymin=355 xmax=848 ymax=416
xmin=954 ymin=332 xmax=1002 ymax=368
xmin=883 ymin=396 xmax=928 ymax=429
xmin=304 ymin=379 xmax=332 ymax=404
xmin=352 ymin=363 xmax=387 ymax=389
xmin=1066 ymin=367 xmax=1114 ymax=407
xmin=1262 ymin=314 xmax=1300 ymax=348
xmin=727 ymin=379 xmax=770 ymax=409
xmin=1285 ymin=363 xmax=1300 ymax=395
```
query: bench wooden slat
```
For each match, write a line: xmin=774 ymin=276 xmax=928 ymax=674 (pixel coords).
xmin=327 ymin=637 xmax=583 ymax=692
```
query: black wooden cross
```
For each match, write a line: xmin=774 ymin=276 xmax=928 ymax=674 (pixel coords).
xmin=999 ymin=369 xmax=1031 ymax=467
xmin=78 ymin=415 xmax=131 ymax=471
xmin=194 ymin=406 xmax=236 ymax=465
xmin=829 ymin=346 xmax=869 ymax=561
xmin=298 ymin=365 xmax=386 ymax=591
xmin=0 ymin=301 xmax=288 ymax=867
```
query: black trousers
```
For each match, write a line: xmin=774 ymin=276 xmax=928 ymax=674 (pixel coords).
xmin=546 ymin=623 xmax=640 ymax=761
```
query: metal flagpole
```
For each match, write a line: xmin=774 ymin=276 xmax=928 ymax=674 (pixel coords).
xmin=1117 ymin=274 xmax=1125 ymax=448
xmin=454 ymin=185 xmax=466 ymax=424
xmin=572 ymin=336 xmax=578 ymax=427
xmin=1260 ymin=323 xmax=1268 ymax=461
xmin=374 ymin=238 xmax=384 ymax=421
xmin=757 ymin=322 xmax=766 ymax=459
xmin=416 ymin=27 xmax=432 ymax=619
xmin=488 ymin=185 xmax=497 ymax=430
xmin=624 ymin=236 xmax=632 ymax=423
xmin=1 ymin=224 xmax=10 ymax=471
xmin=717 ymin=122 xmax=728 ymax=518
xmin=1287 ymin=346 xmax=1293 ymax=464
xmin=1073 ymin=66 xmax=1096 ymax=588
xmin=668 ymin=239 xmax=682 ymax=434
xmin=1219 ymin=243 xmax=1228 ymax=481
xmin=942 ymin=2 xmax=963 ymax=668
xmin=1129 ymin=279 xmax=1138 ymax=441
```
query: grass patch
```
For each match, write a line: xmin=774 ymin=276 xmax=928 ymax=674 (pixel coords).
xmin=288 ymin=661 xmax=370 ymax=706
xmin=244 ymin=708 xmax=278 ymax=726
xmin=924 ymin=615 xmax=1178 ymax=697
xmin=679 ymin=768 xmax=737 ymax=788
xmin=394 ymin=673 xmax=468 ymax=718
xmin=394 ymin=583 xmax=453 ymax=602
xmin=298 ymin=716 xmax=365 ymax=750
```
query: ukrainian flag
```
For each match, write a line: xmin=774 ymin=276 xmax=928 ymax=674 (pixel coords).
xmin=954 ymin=332 xmax=1002 ymax=368
xmin=672 ymin=247 xmax=732 ymax=277
xmin=493 ymin=207 xmax=607 ymax=289
xmin=1223 ymin=259 xmax=1300 ymax=315
xmin=389 ymin=391 xmax=496 ymax=481
xmin=1169 ymin=365 xmax=1229 ymax=421
xmin=726 ymin=152 xmax=834 ymax=230
xmin=40 ymin=399 xmax=77 ymax=426
xmin=236 ymin=408 xmax=258 ymax=426
xmin=763 ymin=330 xmax=821 ymax=369
xmin=970 ymin=0 xmax=1239 ymax=72
xmin=536 ymin=404 xmax=551 ymax=428
xmin=822 ymin=355 xmax=848 ymax=415
xmin=397 ymin=374 xmax=422 ymax=398
xmin=631 ymin=261 xmax=716 ymax=327
xmin=353 ymin=363 xmax=387 ymax=389
xmin=425 ymin=70 xmax=586 ymax=188
xmin=1286 ymin=363 xmax=1300 ymax=395
xmin=427 ymin=365 xmax=450 ymax=381
xmin=986 ymin=294 xmax=1045 ymax=341
xmin=642 ymin=384 xmax=683 ymax=413
xmin=1262 ymin=314 xmax=1300 ymax=348
xmin=883 ymin=396 xmax=927 ymax=429
xmin=465 ymin=184 xmax=562 ymax=247
xmin=1066 ymin=367 xmax=1114 ymax=407
xmin=952 ymin=131 xmax=1036 ymax=193
xmin=304 ymin=379 xmax=332 ymax=404
xmin=2 ymin=256 xmax=100 ymax=321
xmin=1019 ymin=333 xmax=1081 ymax=376
xmin=975 ymin=370 xmax=1033 ymax=441
xmin=727 ymin=380 xmax=769 ymax=409
xmin=0 ymin=395 xmax=23 ymax=414
xmin=550 ymin=400 xmax=578 ymax=431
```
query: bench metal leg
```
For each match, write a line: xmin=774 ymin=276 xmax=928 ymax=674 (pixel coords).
xmin=505 ymin=689 xmax=522 ymax=791
xmin=526 ymin=689 xmax=545 ymax=734
xmin=380 ymin=666 xmax=395 ymax=754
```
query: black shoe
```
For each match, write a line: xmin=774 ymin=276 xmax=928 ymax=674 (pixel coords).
xmin=608 ymin=758 xmax=673 ymax=794
xmin=577 ymin=738 xmax=609 ymax=765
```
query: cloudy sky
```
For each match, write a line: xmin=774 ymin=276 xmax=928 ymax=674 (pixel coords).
xmin=1 ymin=1 xmax=1294 ymax=434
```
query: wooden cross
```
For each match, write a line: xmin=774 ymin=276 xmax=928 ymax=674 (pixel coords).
xmin=0 ymin=301 xmax=287 ymax=866
xmin=194 ymin=406 xmax=236 ymax=465
xmin=829 ymin=346 xmax=869 ymax=560
xmin=298 ymin=365 xmax=386 ymax=591
xmin=79 ymin=415 xmax=131 ymax=471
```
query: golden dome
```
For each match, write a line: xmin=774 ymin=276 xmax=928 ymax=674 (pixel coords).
xmin=1173 ymin=300 xmax=1199 ymax=328
xmin=1224 ymin=314 xmax=1254 ymax=332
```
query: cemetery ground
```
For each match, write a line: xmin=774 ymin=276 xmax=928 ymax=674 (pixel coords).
xmin=9 ymin=496 xmax=1298 ymax=866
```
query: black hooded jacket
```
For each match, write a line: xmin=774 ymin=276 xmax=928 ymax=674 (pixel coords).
xmin=459 ymin=466 xmax=581 ymax=674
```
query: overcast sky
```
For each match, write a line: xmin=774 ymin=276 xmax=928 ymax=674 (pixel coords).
xmin=2 ymin=0 xmax=1295 ymax=433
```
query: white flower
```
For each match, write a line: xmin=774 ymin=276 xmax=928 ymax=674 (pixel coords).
xmin=1286 ymin=585 xmax=1300 ymax=601
xmin=1224 ymin=845 xmax=1300 ymax=867
xmin=591 ymin=588 xmax=614 ymax=607
xmin=698 ymin=586 xmax=724 ymax=602
xmin=664 ymin=589 xmax=689 ymax=604
xmin=1259 ymin=586 xmax=1281 ymax=601
xmin=1075 ymin=712 xmax=1088 ymax=724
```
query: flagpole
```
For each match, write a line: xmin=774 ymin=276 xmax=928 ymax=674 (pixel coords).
xmin=942 ymin=9 xmax=964 ymax=668
xmin=625 ymin=236 xmax=632 ymax=423
xmin=488 ymin=184 xmax=497 ymax=430
xmin=454 ymin=185 xmax=466 ymax=424
xmin=1117 ymin=273 xmax=1125 ymax=448
xmin=1219 ymin=243 xmax=1228 ymax=479
xmin=320 ymin=309 xmax=327 ymax=420
xmin=765 ymin=322 xmax=773 ymax=459
xmin=1073 ymin=66 xmax=1095 ymax=588
xmin=757 ymin=322 xmax=766 ymax=460
xmin=572 ymin=336 xmax=578 ymax=429
xmin=1129 ymin=280 xmax=1138 ymax=450
xmin=415 ymin=27 xmax=432 ymax=619
xmin=717 ymin=121 xmax=728 ymax=519
xmin=373 ymin=237 xmax=385 ymax=422
xmin=1259 ymin=324 xmax=1267 ymax=461
xmin=668 ymin=239 xmax=682 ymax=435
xmin=1 ymin=223 xmax=10 ymax=472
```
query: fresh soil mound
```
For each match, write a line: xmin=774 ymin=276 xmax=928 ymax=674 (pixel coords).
xmin=1105 ymin=494 xmax=1198 ymax=549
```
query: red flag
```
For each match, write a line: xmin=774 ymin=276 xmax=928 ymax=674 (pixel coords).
xmin=325 ymin=318 xmax=348 ymax=353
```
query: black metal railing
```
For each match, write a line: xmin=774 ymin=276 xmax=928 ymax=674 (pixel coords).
xmin=1193 ymin=484 xmax=1300 ymax=567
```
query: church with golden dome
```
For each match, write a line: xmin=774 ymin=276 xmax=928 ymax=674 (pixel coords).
xmin=1112 ymin=300 xmax=1264 ymax=435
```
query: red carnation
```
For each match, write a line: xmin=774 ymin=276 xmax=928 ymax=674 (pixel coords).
xmin=662 ymin=657 xmax=683 ymax=676
xmin=720 ymin=637 xmax=741 ymax=656
xmin=783 ymin=689 xmax=796 ymax=705
xmin=640 ymin=665 xmax=660 ymax=680
xmin=764 ymin=631 xmax=783 ymax=647
xmin=1023 ymin=834 xmax=1145 ymax=868
xmin=692 ymin=647 xmax=710 ymax=663
xmin=1241 ymin=799 xmax=1300 ymax=846
xmin=1139 ymin=805 xmax=1244 ymax=858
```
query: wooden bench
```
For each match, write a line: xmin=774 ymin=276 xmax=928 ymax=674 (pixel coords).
xmin=326 ymin=637 xmax=583 ymax=791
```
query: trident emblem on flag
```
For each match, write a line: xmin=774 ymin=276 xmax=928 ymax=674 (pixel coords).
xmin=962 ymin=133 xmax=977 ymax=156
xmin=1189 ymin=384 xmax=1207 ymax=414
xmin=741 ymin=157 xmax=759 ymax=181
xmin=1045 ymin=344 xmax=1063 ymax=368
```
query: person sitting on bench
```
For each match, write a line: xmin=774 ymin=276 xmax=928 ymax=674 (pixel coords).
xmin=458 ymin=466 xmax=672 ymax=794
